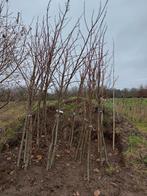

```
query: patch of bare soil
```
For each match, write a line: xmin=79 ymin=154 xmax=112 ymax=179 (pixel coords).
xmin=0 ymin=107 xmax=147 ymax=196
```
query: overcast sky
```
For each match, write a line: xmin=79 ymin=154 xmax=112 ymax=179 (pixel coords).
xmin=9 ymin=0 xmax=147 ymax=89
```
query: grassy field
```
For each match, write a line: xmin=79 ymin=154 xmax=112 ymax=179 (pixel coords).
xmin=0 ymin=102 xmax=26 ymax=128
xmin=0 ymin=102 xmax=26 ymax=151
xmin=105 ymin=98 xmax=147 ymax=168
xmin=105 ymin=98 xmax=147 ymax=133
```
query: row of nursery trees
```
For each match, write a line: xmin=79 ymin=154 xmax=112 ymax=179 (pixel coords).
xmin=0 ymin=0 xmax=115 ymax=180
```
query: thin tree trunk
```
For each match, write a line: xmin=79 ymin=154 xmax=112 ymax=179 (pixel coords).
xmin=17 ymin=116 xmax=28 ymax=167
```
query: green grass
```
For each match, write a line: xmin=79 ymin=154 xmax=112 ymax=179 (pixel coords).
xmin=128 ymin=135 xmax=147 ymax=150
xmin=105 ymin=98 xmax=147 ymax=132
xmin=124 ymin=134 xmax=147 ymax=166
xmin=0 ymin=117 xmax=24 ymax=152
xmin=134 ymin=122 xmax=147 ymax=133
xmin=105 ymin=98 xmax=147 ymax=168
xmin=0 ymin=102 xmax=26 ymax=151
xmin=62 ymin=102 xmax=77 ymax=111
xmin=0 ymin=102 xmax=26 ymax=128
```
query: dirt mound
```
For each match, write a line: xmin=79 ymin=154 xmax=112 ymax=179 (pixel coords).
xmin=0 ymin=106 xmax=146 ymax=196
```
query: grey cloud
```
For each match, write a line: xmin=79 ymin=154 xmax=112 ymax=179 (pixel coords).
xmin=9 ymin=0 xmax=147 ymax=89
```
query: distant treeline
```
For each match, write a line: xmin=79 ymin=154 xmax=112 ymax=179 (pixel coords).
xmin=63 ymin=85 xmax=147 ymax=98
xmin=105 ymin=86 xmax=147 ymax=98
xmin=0 ymin=85 xmax=147 ymax=102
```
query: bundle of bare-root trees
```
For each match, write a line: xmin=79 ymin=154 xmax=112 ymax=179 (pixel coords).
xmin=0 ymin=0 xmax=116 ymax=180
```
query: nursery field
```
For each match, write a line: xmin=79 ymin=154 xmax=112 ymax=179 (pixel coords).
xmin=0 ymin=98 xmax=147 ymax=196
xmin=0 ymin=0 xmax=146 ymax=195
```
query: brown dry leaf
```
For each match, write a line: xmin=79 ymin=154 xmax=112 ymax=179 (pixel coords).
xmin=65 ymin=149 xmax=70 ymax=154
xmin=36 ymin=155 xmax=42 ymax=160
xmin=9 ymin=170 xmax=14 ymax=176
xmin=73 ymin=191 xmax=80 ymax=196
xmin=6 ymin=157 xmax=11 ymax=161
xmin=76 ymin=191 xmax=80 ymax=196
xmin=93 ymin=168 xmax=99 ymax=173
xmin=94 ymin=189 xmax=101 ymax=196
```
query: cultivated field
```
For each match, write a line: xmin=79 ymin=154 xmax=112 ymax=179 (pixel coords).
xmin=0 ymin=98 xmax=147 ymax=195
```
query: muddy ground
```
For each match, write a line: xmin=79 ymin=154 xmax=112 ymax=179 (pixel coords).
xmin=0 ymin=106 xmax=147 ymax=196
